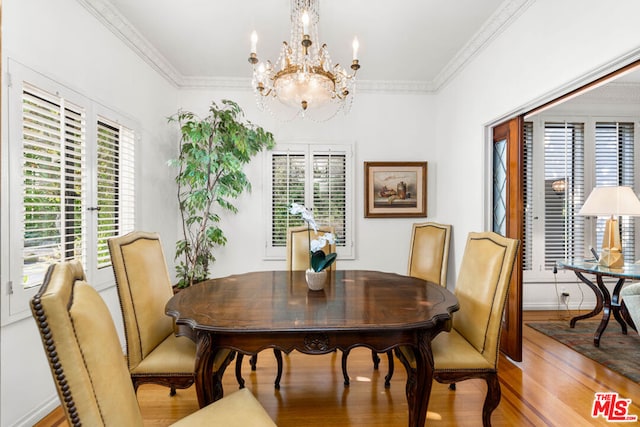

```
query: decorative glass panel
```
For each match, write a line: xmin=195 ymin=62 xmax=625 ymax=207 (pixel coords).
xmin=493 ymin=139 xmax=507 ymax=236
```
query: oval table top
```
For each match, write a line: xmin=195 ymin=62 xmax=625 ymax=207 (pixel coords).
xmin=166 ymin=269 xmax=459 ymax=334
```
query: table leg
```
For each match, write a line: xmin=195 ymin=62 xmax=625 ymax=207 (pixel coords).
xmin=593 ymin=275 xmax=615 ymax=347
xmin=395 ymin=334 xmax=434 ymax=427
xmin=611 ymin=278 xmax=628 ymax=335
xmin=569 ymin=272 xmax=604 ymax=328
xmin=594 ymin=276 xmax=629 ymax=344
xmin=194 ymin=332 xmax=232 ymax=407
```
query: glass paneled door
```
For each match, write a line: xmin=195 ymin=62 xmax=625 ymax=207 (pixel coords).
xmin=492 ymin=117 xmax=524 ymax=362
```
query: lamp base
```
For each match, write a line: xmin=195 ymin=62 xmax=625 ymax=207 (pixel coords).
xmin=599 ymin=248 xmax=624 ymax=269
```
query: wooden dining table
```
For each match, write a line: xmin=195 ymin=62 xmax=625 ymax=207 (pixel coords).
xmin=165 ymin=269 xmax=459 ymax=426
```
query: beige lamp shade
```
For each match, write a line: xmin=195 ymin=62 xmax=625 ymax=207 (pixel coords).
xmin=579 ymin=186 xmax=640 ymax=217
xmin=579 ymin=186 xmax=640 ymax=268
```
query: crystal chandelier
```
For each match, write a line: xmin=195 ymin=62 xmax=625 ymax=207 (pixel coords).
xmin=248 ymin=0 xmax=361 ymax=122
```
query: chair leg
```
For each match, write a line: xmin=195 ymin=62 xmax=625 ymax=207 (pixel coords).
xmin=235 ymin=354 xmax=246 ymax=389
xmin=273 ymin=349 xmax=283 ymax=390
xmin=482 ymin=373 xmax=501 ymax=427
xmin=341 ymin=349 xmax=351 ymax=386
xmin=371 ymin=349 xmax=381 ymax=370
xmin=384 ymin=350 xmax=394 ymax=388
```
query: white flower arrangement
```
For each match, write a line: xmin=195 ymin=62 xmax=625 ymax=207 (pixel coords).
xmin=290 ymin=202 xmax=337 ymax=272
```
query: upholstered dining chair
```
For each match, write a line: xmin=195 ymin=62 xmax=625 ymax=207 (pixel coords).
xmin=286 ymin=225 xmax=337 ymax=271
xmin=342 ymin=222 xmax=452 ymax=387
xmin=407 ymin=222 xmax=452 ymax=286
xmin=621 ymin=282 xmax=640 ymax=333
xmin=108 ymin=231 xmax=233 ymax=395
xmin=30 ymin=261 xmax=277 ymax=427
xmin=236 ymin=225 xmax=337 ymax=389
xmin=396 ymin=231 xmax=518 ymax=427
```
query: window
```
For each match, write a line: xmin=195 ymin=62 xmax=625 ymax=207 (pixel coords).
xmin=523 ymin=117 xmax=637 ymax=280
xmin=265 ymin=143 xmax=354 ymax=260
xmin=96 ymin=118 xmax=135 ymax=268
xmin=4 ymin=63 xmax=136 ymax=320
xmin=543 ymin=122 xmax=585 ymax=269
xmin=594 ymin=122 xmax=636 ymax=262
xmin=20 ymin=84 xmax=86 ymax=290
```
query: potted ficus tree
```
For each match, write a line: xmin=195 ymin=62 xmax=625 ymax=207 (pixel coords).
xmin=168 ymin=100 xmax=275 ymax=288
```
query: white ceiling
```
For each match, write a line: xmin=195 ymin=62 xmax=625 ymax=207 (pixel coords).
xmin=80 ymin=0 xmax=527 ymax=91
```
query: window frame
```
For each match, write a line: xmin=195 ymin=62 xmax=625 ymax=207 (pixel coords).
xmin=2 ymin=61 xmax=137 ymax=324
xmin=263 ymin=141 xmax=355 ymax=261
xmin=523 ymin=114 xmax=640 ymax=283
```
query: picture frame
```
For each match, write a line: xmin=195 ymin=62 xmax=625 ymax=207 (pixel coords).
xmin=364 ymin=161 xmax=427 ymax=218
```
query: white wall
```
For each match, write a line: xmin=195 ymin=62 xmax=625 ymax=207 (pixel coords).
xmin=176 ymin=89 xmax=439 ymax=278
xmin=0 ymin=0 xmax=179 ymax=425
xmin=433 ymin=0 xmax=640 ymax=308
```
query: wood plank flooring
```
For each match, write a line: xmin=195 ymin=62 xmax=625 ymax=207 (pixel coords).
xmin=35 ymin=310 xmax=640 ymax=426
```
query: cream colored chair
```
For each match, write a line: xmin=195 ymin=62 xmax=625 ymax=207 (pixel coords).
xmin=621 ymin=282 xmax=640 ymax=334
xmin=397 ymin=231 xmax=519 ymax=427
xmin=286 ymin=225 xmax=337 ymax=271
xmin=407 ymin=222 xmax=452 ymax=286
xmin=237 ymin=225 xmax=337 ymax=389
xmin=108 ymin=231 xmax=233 ymax=394
xmin=30 ymin=261 xmax=276 ymax=427
xmin=343 ymin=222 xmax=452 ymax=387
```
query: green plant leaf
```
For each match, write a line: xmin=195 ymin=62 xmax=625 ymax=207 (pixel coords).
xmin=311 ymin=251 xmax=337 ymax=272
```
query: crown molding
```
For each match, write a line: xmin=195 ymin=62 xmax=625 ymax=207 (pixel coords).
xmin=77 ymin=0 xmax=530 ymax=94
xmin=178 ymin=77 xmax=435 ymax=93
xmin=77 ymin=0 xmax=183 ymax=87
xmin=433 ymin=0 xmax=536 ymax=91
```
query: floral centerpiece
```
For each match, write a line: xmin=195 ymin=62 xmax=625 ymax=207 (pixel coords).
xmin=290 ymin=203 xmax=336 ymax=289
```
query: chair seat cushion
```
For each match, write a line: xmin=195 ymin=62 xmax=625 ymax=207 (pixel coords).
xmin=432 ymin=329 xmax=494 ymax=371
xmin=170 ymin=388 xmax=276 ymax=427
xmin=132 ymin=333 xmax=230 ymax=374
xmin=398 ymin=329 xmax=494 ymax=371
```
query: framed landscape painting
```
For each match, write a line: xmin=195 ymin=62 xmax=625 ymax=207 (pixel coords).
xmin=364 ymin=161 xmax=427 ymax=218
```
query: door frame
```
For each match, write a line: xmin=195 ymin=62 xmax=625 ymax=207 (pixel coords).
xmin=485 ymin=56 xmax=640 ymax=362
xmin=490 ymin=117 xmax=524 ymax=362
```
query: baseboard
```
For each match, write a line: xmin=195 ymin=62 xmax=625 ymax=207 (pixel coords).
xmin=9 ymin=395 xmax=60 ymax=427
xmin=523 ymin=302 xmax=593 ymax=311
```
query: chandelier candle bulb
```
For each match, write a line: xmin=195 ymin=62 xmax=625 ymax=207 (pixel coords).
xmin=352 ymin=37 xmax=359 ymax=60
xmin=302 ymin=11 xmax=309 ymax=35
xmin=250 ymin=31 xmax=258 ymax=54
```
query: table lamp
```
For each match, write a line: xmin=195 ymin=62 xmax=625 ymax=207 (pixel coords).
xmin=578 ymin=186 xmax=640 ymax=268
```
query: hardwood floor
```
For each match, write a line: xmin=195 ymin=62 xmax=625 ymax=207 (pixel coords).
xmin=36 ymin=311 xmax=640 ymax=426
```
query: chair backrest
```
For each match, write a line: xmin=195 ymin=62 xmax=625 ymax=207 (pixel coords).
xmin=286 ymin=225 xmax=336 ymax=271
xmin=108 ymin=231 xmax=174 ymax=371
xmin=452 ymin=231 xmax=519 ymax=367
xmin=407 ymin=222 xmax=452 ymax=287
xmin=31 ymin=261 xmax=144 ymax=426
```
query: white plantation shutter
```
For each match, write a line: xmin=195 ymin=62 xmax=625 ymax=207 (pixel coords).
xmin=522 ymin=121 xmax=533 ymax=271
xmin=543 ymin=122 xmax=585 ymax=269
xmin=312 ymin=151 xmax=347 ymax=246
xmin=96 ymin=118 xmax=135 ymax=268
xmin=595 ymin=122 xmax=635 ymax=261
xmin=21 ymin=84 xmax=86 ymax=289
xmin=267 ymin=143 xmax=353 ymax=259
xmin=271 ymin=152 xmax=306 ymax=246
